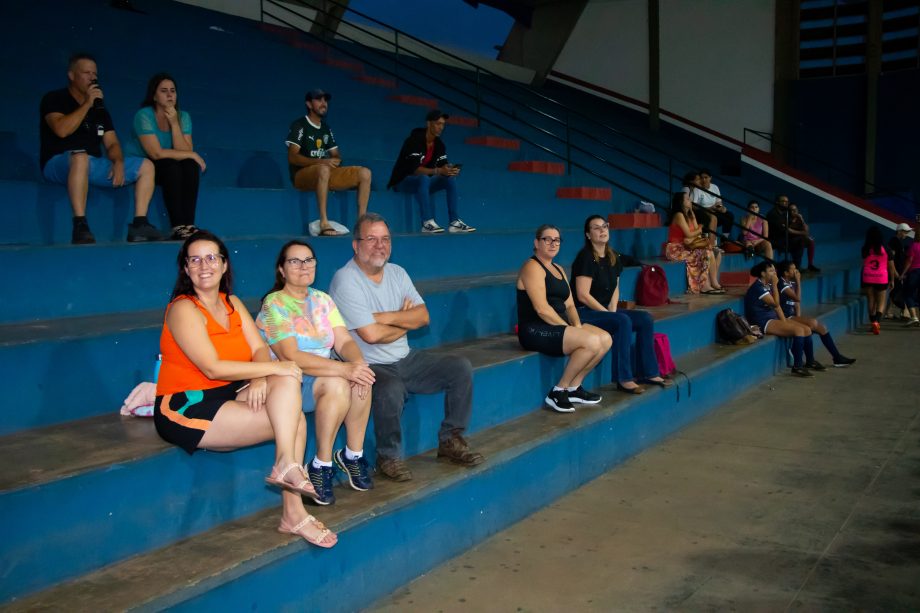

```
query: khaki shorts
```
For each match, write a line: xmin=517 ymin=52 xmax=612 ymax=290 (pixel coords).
xmin=294 ymin=165 xmax=365 ymax=191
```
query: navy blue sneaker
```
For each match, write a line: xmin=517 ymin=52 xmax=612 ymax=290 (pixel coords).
xmin=333 ymin=449 xmax=374 ymax=491
xmin=306 ymin=463 xmax=335 ymax=505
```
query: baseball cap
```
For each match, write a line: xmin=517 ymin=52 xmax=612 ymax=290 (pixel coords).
xmin=425 ymin=109 xmax=449 ymax=122
xmin=305 ymin=89 xmax=332 ymax=102
xmin=896 ymin=222 xmax=912 ymax=232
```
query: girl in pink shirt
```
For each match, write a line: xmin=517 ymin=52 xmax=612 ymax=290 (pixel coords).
xmin=899 ymin=229 xmax=920 ymax=326
xmin=861 ymin=226 xmax=897 ymax=334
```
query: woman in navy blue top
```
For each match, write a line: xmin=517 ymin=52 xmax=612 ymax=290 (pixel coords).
xmin=516 ymin=224 xmax=612 ymax=413
xmin=744 ymin=261 xmax=818 ymax=377
xmin=777 ymin=261 xmax=855 ymax=367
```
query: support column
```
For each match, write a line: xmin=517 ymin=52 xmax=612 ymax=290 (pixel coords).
xmin=864 ymin=0 xmax=882 ymax=196
xmin=772 ymin=0 xmax=799 ymax=164
xmin=648 ymin=0 xmax=660 ymax=132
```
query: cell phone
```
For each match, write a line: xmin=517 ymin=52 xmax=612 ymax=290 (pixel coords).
xmin=450 ymin=163 xmax=463 ymax=169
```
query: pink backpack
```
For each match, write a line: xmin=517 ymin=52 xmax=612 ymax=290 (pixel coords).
xmin=636 ymin=265 xmax=669 ymax=306
xmin=653 ymin=333 xmax=676 ymax=376
xmin=653 ymin=333 xmax=691 ymax=400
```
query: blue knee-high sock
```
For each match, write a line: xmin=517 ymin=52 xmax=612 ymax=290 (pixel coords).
xmin=804 ymin=335 xmax=815 ymax=363
xmin=819 ymin=332 xmax=841 ymax=360
xmin=791 ymin=336 xmax=805 ymax=368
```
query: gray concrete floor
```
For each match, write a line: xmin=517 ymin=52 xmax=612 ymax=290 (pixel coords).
xmin=368 ymin=323 xmax=920 ymax=612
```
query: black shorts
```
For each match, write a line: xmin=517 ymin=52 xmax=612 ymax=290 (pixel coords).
xmin=518 ymin=322 xmax=567 ymax=357
xmin=154 ymin=382 xmax=240 ymax=454
xmin=861 ymin=281 xmax=888 ymax=291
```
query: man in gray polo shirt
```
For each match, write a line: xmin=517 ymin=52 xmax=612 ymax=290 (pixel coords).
xmin=329 ymin=213 xmax=484 ymax=481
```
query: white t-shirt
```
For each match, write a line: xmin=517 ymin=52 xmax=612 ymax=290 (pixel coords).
xmin=329 ymin=258 xmax=425 ymax=365
xmin=693 ymin=183 xmax=721 ymax=209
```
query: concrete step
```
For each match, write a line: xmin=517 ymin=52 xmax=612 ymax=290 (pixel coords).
xmin=0 ymin=257 xmax=697 ymax=434
xmin=0 ymin=227 xmax=672 ymax=323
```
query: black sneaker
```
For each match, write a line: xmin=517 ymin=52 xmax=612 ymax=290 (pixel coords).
xmin=72 ymin=219 xmax=96 ymax=245
xmin=804 ymin=360 xmax=826 ymax=372
xmin=807 ymin=265 xmax=821 ymax=273
xmin=545 ymin=389 xmax=575 ymax=413
xmin=306 ymin=463 xmax=335 ymax=505
xmin=568 ymin=386 xmax=602 ymax=404
xmin=127 ymin=220 xmax=164 ymax=242
xmin=790 ymin=367 xmax=814 ymax=378
xmin=832 ymin=355 xmax=856 ymax=367
xmin=333 ymin=449 xmax=373 ymax=491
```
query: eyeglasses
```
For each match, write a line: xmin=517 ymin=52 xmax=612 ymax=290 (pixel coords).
xmin=539 ymin=236 xmax=562 ymax=246
xmin=285 ymin=256 xmax=317 ymax=269
xmin=186 ymin=253 xmax=225 ymax=268
xmin=358 ymin=236 xmax=391 ymax=246
xmin=589 ymin=223 xmax=609 ymax=231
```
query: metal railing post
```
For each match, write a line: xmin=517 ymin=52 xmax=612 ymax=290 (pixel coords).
xmin=394 ymin=31 xmax=400 ymax=86
xmin=565 ymin=113 xmax=572 ymax=176
xmin=475 ymin=68 xmax=481 ymax=127
xmin=668 ymin=157 xmax=673 ymax=202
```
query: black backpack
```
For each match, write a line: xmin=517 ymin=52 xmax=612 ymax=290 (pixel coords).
xmin=716 ymin=309 xmax=757 ymax=345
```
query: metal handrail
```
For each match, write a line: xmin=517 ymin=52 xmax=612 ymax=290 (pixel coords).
xmin=262 ymin=1 xmax=669 ymax=193
xmin=260 ymin=0 xmax=782 ymax=257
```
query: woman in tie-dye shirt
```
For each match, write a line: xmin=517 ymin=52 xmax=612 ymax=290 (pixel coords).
xmin=257 ymin=240 xmax=376 ymax=505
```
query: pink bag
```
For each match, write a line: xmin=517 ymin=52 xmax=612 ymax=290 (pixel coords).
xmin=653 ymin=333 xmax=676 ymax=376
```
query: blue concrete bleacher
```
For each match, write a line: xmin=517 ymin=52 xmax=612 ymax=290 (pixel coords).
xmin=0 ymin=0 xmax=871 ymax=608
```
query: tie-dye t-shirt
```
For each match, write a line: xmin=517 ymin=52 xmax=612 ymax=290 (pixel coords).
xmin=257 ymin=288 xmax=345 ymax=359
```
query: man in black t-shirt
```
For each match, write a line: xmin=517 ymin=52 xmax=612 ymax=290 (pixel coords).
xmin=285 ymin=89 xmax=371 ymax=236
xmin=40 ymin=53 xmax=162 ymax=244
xmin=765 ymin=194 xmax=804 ymax=269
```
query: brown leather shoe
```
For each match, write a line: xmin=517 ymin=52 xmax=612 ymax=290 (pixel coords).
xmin=376 ymin=456 xmax=413 ymax=482
xmin=437 ymin=434 xmax=485 ymax=466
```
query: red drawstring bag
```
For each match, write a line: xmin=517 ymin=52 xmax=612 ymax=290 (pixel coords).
xmin=636 ymin=265 xmax=669 ymax=306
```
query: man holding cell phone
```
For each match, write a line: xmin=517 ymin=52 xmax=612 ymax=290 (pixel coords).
xmin=39 ymin=53 xmax=163 ymax=244
xmin=386 ymin=109 xmax=475 ymax=234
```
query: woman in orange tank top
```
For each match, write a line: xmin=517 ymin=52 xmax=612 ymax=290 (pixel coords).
xmin=664 ymin=191 xmax=724 ymax=294
xmin=154 ymin=230 xmax=336 ymax=548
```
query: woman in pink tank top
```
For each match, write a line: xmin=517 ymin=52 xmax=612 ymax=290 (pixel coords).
xmin=740 ymin=201 xmax=774 ymax=259
xmin=861 ymin=226 xmax=896 ymax=334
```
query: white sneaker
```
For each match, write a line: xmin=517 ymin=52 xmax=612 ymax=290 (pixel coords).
xmin=448 ymin=219 xmax=477 ymax=233
xmin=905 ymin=317 xmax=920 ymax=328
xmin=421 ymin=219 xmax=444 ymax=234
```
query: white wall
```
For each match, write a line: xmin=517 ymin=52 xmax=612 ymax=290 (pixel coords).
xmin=659 ymin=0 xmax=775 ymax=146
xmin=553 ymin=0 xmax=649 ymax=111
xmin=552 ymin=0 xmax=775 ymax=148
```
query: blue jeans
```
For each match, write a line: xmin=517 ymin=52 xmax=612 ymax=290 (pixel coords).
xmin=394 ymin=174 xmax=458 ymax=222
xmin=577 ymin=307 xmax=660 ymax=382
xmin=43 ymin=151 xmax=145 ymax=186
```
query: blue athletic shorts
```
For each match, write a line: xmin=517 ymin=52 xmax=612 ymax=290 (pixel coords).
xmin=42 ymin=151 xmax=146 ymax=187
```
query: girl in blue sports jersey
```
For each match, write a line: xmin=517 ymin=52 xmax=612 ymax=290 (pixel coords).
xmin=777 ymin=261 xmax=855 ymax=368
xmin=744 ymin=261 xmax=817 ymax=377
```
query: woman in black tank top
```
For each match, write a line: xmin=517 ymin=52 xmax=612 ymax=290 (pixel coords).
xmin=516 ymin=224 xmax=612 ymax=413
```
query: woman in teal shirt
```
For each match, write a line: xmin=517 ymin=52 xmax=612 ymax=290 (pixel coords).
xmin=130 ymin=73 xmax=206 ymax=240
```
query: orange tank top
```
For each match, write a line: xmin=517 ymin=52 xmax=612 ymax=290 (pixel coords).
xmin=668 ymin=214 xmax=697 ymax=244
xmin=156 ymin=293 xmax=252 ymax=395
